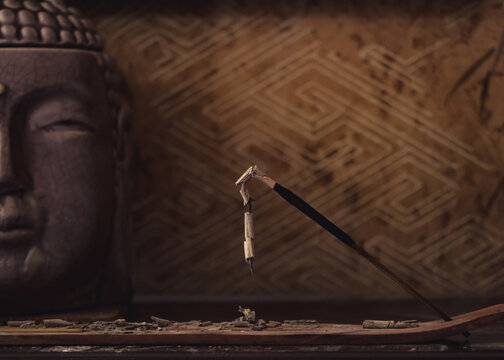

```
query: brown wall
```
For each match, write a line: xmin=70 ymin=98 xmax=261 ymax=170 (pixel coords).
xmin=75 ymin=0 xmax=504 ymax=299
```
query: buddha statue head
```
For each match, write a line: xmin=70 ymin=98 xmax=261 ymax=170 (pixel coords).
xmin=0 ymin=0 xmax=131 ymax=314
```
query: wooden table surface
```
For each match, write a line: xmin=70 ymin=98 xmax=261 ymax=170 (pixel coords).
xmin=0 ymin=298 xmax=502 ymax=359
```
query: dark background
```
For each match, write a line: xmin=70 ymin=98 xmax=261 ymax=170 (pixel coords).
xmin=71 ymin=0 xmax=503 ymax=320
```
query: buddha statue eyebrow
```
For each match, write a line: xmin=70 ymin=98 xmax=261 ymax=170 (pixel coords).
xmin=24 ymin=84 xmax=92 ymax=104
xmin=6 ymin=84 xmax=96 ymax=134
xmin=12 ymin=84 xmax=93 ymax=117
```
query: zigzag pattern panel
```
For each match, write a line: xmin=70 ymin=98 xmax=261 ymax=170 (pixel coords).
xmin=74 ymin=0 xmax=504 ymax=298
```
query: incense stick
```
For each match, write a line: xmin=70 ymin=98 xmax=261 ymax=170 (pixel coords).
xmin=236 ymin=166 xmax=469 ymax=339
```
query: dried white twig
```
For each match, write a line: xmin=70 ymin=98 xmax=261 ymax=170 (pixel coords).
xmin=235 ymin=165 xmax=276 ymax=274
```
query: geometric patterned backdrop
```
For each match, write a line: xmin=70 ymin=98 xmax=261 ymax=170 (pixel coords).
xmin=73 ymin=0 xmax=504 ymax=299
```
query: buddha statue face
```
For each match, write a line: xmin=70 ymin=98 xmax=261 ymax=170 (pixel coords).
xmin=0 ymin=0 xmax=129 ymax=313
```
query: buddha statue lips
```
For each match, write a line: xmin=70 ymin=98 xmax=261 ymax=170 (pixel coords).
xmin=0 ymin=0 xmax=130 ymax=313
xmin=0 ymin=194 xmax=38 ymax=244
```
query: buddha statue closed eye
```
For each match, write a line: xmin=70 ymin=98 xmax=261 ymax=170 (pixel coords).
xmin=0 ymin=0 xmax=130 ymax=314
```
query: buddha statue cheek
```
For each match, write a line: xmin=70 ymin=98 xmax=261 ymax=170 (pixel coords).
xmin=24 ymin=95 xmax=116 ymax=290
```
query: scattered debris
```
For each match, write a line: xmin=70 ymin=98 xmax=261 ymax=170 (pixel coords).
xmin=238 ymin=306 xmax=256 ymax=323
xmin=266 ymin=321 xmax=281 ymax=328
xmin=43 ymin=319 xmax=73 ymax=328
xmin=81 ymin=321 xmax=113 ymax=332
xmin=7 ymin=320 xmax=36 ymax=328
xmin=232 ymin=319 xmax=249 ymax=328
xmin=181 ymin=320 xmax=206 ymax=327
xmin=250 ymin=319 xmax=267 ymax=331
xmin=82 ymin=320 xmax=157 ymax=333
xmin=113 ymin=319 xmax=127 ymax=327
xmin=234 ymin=306 xmax=267 ymax=330
xmin=124 ymin=322 xmax=157 ymax=331
xmin=0 ymin=306 xmax=324 ymax=334
xmin=151 ymin=316 xmax=173 ymax=327
xmin=362 ymin=320 xmax=419 ymax=329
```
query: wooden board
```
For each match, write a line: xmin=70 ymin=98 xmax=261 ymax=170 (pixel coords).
xmin=0 ymin=304 xmax=502 ymax=346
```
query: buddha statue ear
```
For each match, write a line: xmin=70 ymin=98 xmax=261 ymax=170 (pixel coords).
xmin=99 ymin=56 xmax=133 ymax=307
xmin=116 ymin=104 xmax=132 ymax=163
